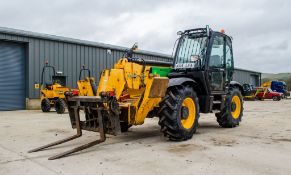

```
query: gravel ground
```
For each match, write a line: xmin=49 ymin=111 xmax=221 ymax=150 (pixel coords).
xmin=0 ymin=100 xmax=291 ymax=175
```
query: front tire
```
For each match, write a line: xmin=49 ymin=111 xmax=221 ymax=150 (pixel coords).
xmin=41 ymin=98 xmax=51 ymax=112
xmin=216 ymin=88 xmax=243 ymax=128
xmin=55 ymin=98 xmax=66 ymax=114
xmin=158 ymin=86 xmax=200 ymax=141
xmin=120 ymin=122 xmax=132 ymax=132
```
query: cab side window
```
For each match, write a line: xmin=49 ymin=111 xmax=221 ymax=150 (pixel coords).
xmin=225 ymin=39 xmax=233 ymax=69
xmin=225 ymin=38 xmax=233 ymax=81
xmin=209 ymin=36 xmax=224 ymax=68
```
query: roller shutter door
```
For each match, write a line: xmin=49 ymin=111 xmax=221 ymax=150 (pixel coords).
xmin=0 ymin=41 xmax=26 ymax=110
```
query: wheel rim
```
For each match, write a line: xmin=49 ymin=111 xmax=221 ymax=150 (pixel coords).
xmin=231 ymin=96 xmax=241 ymax=119
xmin=181 ymin=97 xmax=196 ymax=129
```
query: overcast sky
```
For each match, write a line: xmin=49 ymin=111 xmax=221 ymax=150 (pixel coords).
xmin=0 ymin=0 xmax=290 ymax=73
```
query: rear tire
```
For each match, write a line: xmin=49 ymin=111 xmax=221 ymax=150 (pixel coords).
xmin=41 ymin=98 xmax=51 ymax=112
xmin=158 ymin=86 xmax=200 ymax=141
xmin=216 ymin=88 xmax=243 ymax=128
xmin=272 ymin=96 xmax=279 ymax=101
xmin=55 ymin=98 xmax=66 ymax=114
xmin=120 ymin=122 xmax=132 ymax=132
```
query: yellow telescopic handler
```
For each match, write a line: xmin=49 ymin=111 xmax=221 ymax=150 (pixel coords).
xmin=29 ymin=26 xmax=244 ymax=160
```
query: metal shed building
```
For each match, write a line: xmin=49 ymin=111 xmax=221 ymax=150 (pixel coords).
xmin=233 ymin=68 xmax=261 ymax=87
xmin=0 ymin=27 xmax=261 ymax=110
xmin=0 ymin=27 xmax=172 ymax=110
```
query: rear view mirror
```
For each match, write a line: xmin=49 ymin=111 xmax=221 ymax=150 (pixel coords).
xmin=206 ymin=25 xmax=210 ymax=37
xmin=190 ymin=55 xmax=200 ymax=62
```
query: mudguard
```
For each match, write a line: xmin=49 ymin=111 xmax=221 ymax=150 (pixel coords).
xmin=168 ymin=78 xmax=197 ymax=87
xmin=230 ymin=81 xmax=244 ymax=96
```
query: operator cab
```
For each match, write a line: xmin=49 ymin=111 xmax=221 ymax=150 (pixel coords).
xmin=172 ymin=26 xmax=235 ymax=94
xmin=169 ymin=26 xmax=241 ymax=113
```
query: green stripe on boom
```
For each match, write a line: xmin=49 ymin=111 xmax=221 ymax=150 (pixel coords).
xmin=151 ymin=67 xmax=172 ymax=77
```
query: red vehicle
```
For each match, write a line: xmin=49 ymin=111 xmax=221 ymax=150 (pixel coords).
xmin=255 ymin=87 xmax=282 ymax=101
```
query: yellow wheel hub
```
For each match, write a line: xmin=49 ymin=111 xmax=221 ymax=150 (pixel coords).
xmin=231 ymin=95 xmax=241 ymax=119
xmin=181 ymin=97 xmax=196 ymax=129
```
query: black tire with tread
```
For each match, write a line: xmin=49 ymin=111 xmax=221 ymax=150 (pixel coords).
xmin=120 ymin=122 xmax=132 ymax=132
xmin=158 ymin=86 xmax=200 ymax=141
xmin=272 ymin=96 xmax=280 ymax=101
xmin=41 ymin=98 xmax=51 ymax=112
xmin=215 ymin=88 xmax=243 ymax=128
xmin=55 ymin=98 xmax=66 ymax=114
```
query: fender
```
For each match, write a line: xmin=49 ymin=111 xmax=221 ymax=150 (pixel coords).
xmin=230 ymin=81 xmax=244 ymax=96
xmin=168 ymin=77 xmax=197 ymax=87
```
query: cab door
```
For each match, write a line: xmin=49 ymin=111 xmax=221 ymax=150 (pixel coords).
xmin=208 ymin=34 xmax=226 ymax=92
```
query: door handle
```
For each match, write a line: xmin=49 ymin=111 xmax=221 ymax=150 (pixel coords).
xmin=211 ymin=67 xmax=224 ymax=71
xmin=216 ymin=68 xmax=224 ymax=71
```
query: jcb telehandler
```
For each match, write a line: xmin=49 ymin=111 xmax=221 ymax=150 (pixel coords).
xmin=38 ymin=61 xmax=69 ymax=114
xmin=29 ymin=26 xmax=244 ymax=160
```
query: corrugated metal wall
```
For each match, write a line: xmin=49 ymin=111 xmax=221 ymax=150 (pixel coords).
xmin=233 ymin=69 xmax=261 ymax=86
xmin=0 ymin=32 xmax=172 ymax=99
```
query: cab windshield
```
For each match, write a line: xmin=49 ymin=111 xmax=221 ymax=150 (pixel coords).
xmin=174 ymin=35 xmax=207 ymax=69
